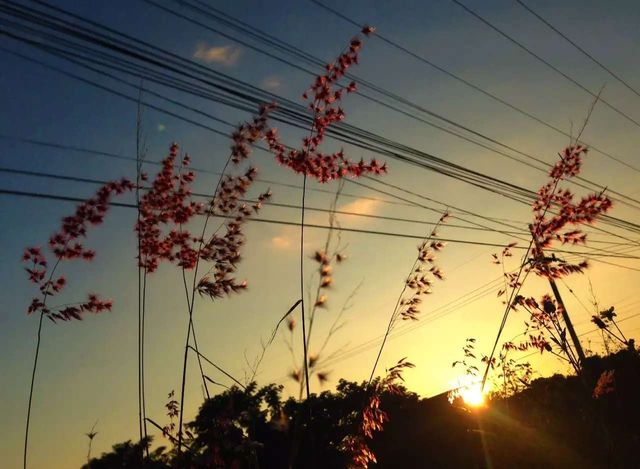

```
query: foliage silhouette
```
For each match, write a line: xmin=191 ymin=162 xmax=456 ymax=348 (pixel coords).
xmin=86 ymin=347 xmax=639 ymax=468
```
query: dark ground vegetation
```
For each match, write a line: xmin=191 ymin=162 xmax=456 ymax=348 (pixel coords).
xmin=84 ymin=348 xmax=640 ymax=468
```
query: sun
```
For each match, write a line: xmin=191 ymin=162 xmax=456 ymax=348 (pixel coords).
xmin=449 ymin=376 xmax=487 ymax=408
xmin=459 ymin=382 xmax=486 ymax=407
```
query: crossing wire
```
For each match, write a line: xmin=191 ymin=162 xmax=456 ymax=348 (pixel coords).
xmin=2 ymin=186 xmax=640 ymax=265
xmin=309 ymin=0 xmax=640 ymax=174
xmin=3 ymin=2 xmax=640 ymax=241
xmin=514 ymin=0 xmax=640 ymax=100
xmin=0 ymin=165 xmax=534 ymax=236
xmin=157 ymin=0 xmax=640 ymax=210
xmin=3 ymin=1 xmax=640 ymax=232
xmin=2 ymin=41 xmax=640 ymax=252
xmin=448 ymin=0 xmax=640 ymax=130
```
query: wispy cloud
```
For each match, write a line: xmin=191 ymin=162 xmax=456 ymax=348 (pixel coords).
xmin=339 ymin=198 xmax=380 ymax=217
xmin=271 ymin=235 xmax=294 ymax=250
xmin=193 ymin=43 xmax=241 ymax=66
xmin=261 ymin=75 xmax=282 ymax=90
xmin=269 ymin=225 xmax=320 ymax=251
xmin=269 ymin=197 xmax=380 ymax=250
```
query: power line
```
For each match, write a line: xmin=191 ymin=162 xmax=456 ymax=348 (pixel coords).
xmin=9 ymin=164 xmax=640 ymax=255
xmin=317 ymin=300 xmax=640 ymax=386
xmin=5 ymin=130 xmax=639 ymax=252
xmin=577 ymin=312 xmax=640 ymax=338
xmin=0 ymin=40 xmax=549 ymax=238
xmin=0 ymin=133 xmax=546 ymax=241
xmin=0 ymin=134 xmax=425 ymax=208
xmin=0 ymin=187 xmax=528 ymax=248
xmin=3 ymin=0 xmax=637 ymax=410
xmin=3 ymin=186 xmax=640 ymax=263
xmin=309 ymin=0 xmax=640 ymax=174
xmin=357 ymin=176 xmax=640 ymax=255
xmin=0 ymin=165 xmax=533 ymax=236
xmin=514 ymin=302 xmax=640 ymax=364
xmin=0 ymin=28 xmax=539 ymax=208
xmin=7 ymin=0 xmax=640 ymax=221
xmin=10 ymin=182 xmax=636 ymax=375
xmin=448 ymin=0 xmax=640 ymax=130
xmin=3 ymin=2 xmax=640 ymax=237
xmin=268 ymin=271 xmax=640 ymax=384
xmin=155 ymin=0 xmax=640 ymax=210
xmin=514 ymin=0 xmax=640 ymax=100
xmin=0 ymin=135 xmax=565 ymax=245
xmin=3 ymin=40 xmax=640 ymax=248
xmin=2 ymin=4 xmax=640 ymax=249
xmin=0 ymin=31 xmax=533 ymax=208
xmin=353 ymin=176 xmax=640 ymax=262
xmin=155 ymin=0 xmax=640 ymax=209
xmin=266 ymin=274 xmax=507 ymax=383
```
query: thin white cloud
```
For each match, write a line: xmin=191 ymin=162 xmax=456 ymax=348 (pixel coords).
xmin=269 ymin=225 xmax=297 ymax=250
xmin=339 ymin=198 xmax=380 ymax=217
xmin=269 ymin=198 xmax=380 ymax=250
xmin=193 ymin=43 xmax=241 ymax=66
xmin=269 ymin=225 xmax=320 ymax=250
xmin=261 ymin=75 xmax=282 ymax=90
xmin=271 ymin=235 xmax=294 ymax=250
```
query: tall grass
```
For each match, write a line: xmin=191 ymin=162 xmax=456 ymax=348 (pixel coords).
xmin=21 ymin=179 xmax=134 ymax=469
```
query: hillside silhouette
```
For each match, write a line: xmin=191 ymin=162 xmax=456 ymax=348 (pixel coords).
xmin=84 ymin=347 xmax=640 ymax=468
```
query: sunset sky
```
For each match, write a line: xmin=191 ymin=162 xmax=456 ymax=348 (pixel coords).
xmin=1 ymin=0 xmax=640 ymax=467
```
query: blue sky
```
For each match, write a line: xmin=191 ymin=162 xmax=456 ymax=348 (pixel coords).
xmin=1 ymin=0 xmax=640 ymax=467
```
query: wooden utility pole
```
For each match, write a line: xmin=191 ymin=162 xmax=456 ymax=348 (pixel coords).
xmin=531 ymin=234 xmax=587 ymax=366
xmin=547 ymin=276 xmax=587 ymax=365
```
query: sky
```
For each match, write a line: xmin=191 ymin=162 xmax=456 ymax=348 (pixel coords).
xmin=1 ymin=0 xmax=640 ymax=467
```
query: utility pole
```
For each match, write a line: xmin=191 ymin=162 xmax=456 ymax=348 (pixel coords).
xmin=547 ymin=276 xmax=587 ymax=365
xmin=531 ymin=234 xmax=586 ymax=366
